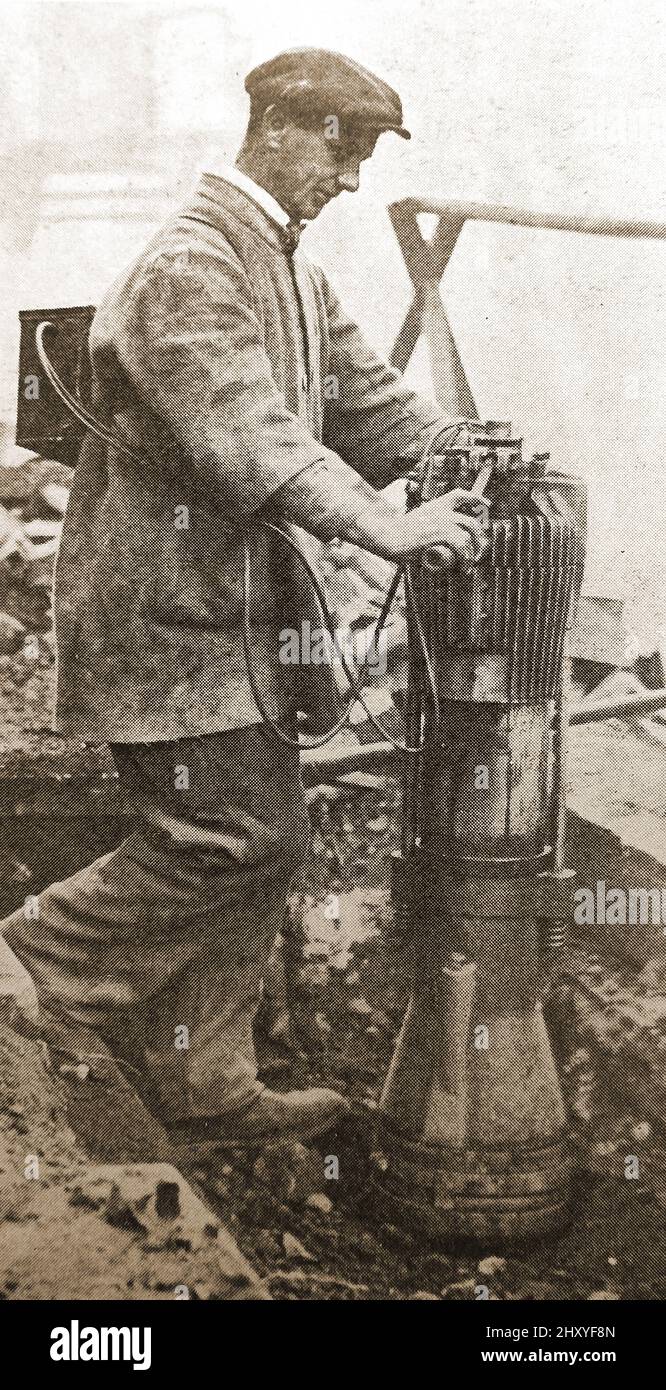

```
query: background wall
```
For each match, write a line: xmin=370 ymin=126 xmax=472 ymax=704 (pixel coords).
xmin=1 ymin=0 xmax=665 ymax=639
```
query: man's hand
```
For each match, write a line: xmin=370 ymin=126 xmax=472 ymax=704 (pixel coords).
xmin=273 ymin=463 xmax=488 ymax=569
xmin=346 ymin=488 xmax=487 ymax=566
xmin=400 ymin=490 xmax=487 ymax=567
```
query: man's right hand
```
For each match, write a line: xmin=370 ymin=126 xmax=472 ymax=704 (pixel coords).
xmin=340 ymin=488 xmax=487 ymax=566
xmin=399 ymin=490 xmax=487 ymax=567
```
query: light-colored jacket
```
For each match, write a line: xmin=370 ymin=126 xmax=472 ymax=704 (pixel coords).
xmin=54 ymin=173 xmax=442 ymax=742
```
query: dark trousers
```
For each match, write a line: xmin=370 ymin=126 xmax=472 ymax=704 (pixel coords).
xmin=3 ymin=727 xmax=310 ymax=1124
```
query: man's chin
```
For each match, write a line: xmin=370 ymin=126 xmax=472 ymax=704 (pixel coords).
xmin=299 ymin=193 xmax=334 ymax=220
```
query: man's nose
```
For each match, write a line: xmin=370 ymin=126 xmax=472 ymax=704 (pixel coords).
xmin=337 ymin=162 xmax=361 ymax=193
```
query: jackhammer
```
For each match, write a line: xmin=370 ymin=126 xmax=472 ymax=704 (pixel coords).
xmin=372 ymin=421 xmax=587 ymax=1242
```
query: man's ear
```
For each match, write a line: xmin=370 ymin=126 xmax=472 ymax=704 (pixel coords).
xmin=261 ymin=103 xmax=289 ymax=151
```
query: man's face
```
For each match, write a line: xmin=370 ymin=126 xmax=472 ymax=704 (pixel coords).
xmin=268 ymin=119 xmax=380 ymax=221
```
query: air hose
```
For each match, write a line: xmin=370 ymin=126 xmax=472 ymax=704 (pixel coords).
xmin=35 ymin=320 xmax=454 ymax=755
xmin=241 ymin=521 xmax=443 ymax=750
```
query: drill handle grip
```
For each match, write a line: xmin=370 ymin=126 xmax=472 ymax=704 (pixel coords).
xmin=421 ymin=543 xmax=458 ymax=572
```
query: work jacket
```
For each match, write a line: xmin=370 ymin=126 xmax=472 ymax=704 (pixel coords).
xmin=54 ymin=173 xmax=443 ymax=742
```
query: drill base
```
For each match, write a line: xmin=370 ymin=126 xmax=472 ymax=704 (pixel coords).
xmin=370 ymin=1128 xmax=573 ymax=1244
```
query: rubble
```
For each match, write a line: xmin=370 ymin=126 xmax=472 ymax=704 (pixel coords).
xmin=0 ymin=1016 xmax=270 ymax=1299
xmin=347 ymin=997 xmax=373 ymax=1016
xmin=0 ymin=613 xmax=26 ymax=655
xmin=478 ymin=1256 xmax=507 ymax=1280
xmin=282 ymin=1232 xmax=316 ymax=1262
xmin=305 ymin=1193 xmax=333 ymax=1215
xmin=252 ymin=1140 xmax=326 ymax=1206
xmin=2 ymin=735 xmax=666 ymax=1299
xmin=442 ymin=1279 xmax=477 ymax=1300
xmin=0 ymin=934 xmax=267 ymax=1300
xmin=39 ymin=482 xmax=69 ymax=516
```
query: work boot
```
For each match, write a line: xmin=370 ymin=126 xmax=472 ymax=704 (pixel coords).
xmin=169 ymin=1087 xmax=350 ymax=1151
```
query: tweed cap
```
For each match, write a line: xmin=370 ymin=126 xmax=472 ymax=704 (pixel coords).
xmin=245 ymin=48 xmax=410 ymax=140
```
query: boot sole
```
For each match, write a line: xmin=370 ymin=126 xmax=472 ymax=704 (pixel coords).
xmin=171 ymin=1107 xmax=350 ymax=1155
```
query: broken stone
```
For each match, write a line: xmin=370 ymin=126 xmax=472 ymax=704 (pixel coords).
xmin=282 ymin=1232 xmax=316 ymax=1262
xmin=368 ymin=1009 xmax=395 ymax=1035
xmin=478 ymin=1255 xmax=507 ymax=1279
xmin=330 ymin=952 xmax=353 ymax=972
xmin=94 ymin=1168 xmax=184 ymax=1235
xmin=300 ymin=962 xmax=330 ymax=990
xmin=347 ymin=997 xmax=372 ymax=1016
xmin=192 ymin=1282 xmax=215 ymax=1301
xmin=442 ymin=1278 xmax=477 ymax=1299
xmin=0 ymin=454 xmax=72 ymax=502
xmin=593 ymin=1140 xmax=618 ymax=1158
xmin=0 ymin=613 xmax=26 ymax=655
xmin=252 ymin=1226 xmax=280 ymax=1257
xmin=39 ymin=482 xmax=70 ymax=515
xmin=366 ymin=815 xmax=389 ymax=834
xmin=253 ymin=1140 xmax=324 ymax=1206
xmin=70 ymin=1162 xmax=237 ymax=1262
xmin=569 ymin=1066 xmax=598 ymax=1123
xmin=305 ymin=1193 xmax=333 ymax=1216
xmin=369 ymin=1149 xmax=388 ymax=1173
xmin=69 ymin=1163 xmax=261 ymax=1294
xmin=69 ymin=1175 xmax=110 ymax=1212
xmin=563 ymin=1046 xmax=593 ymax=1072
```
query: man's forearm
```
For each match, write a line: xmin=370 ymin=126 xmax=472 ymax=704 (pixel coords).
xmin=268 ymin=460 xmax=407 ymax=560
xmin=270 ymin=456 xmax=485 ymax=567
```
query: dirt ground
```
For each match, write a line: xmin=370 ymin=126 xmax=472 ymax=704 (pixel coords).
xmin=2 ymin=755 xmax=666 ymax=1299
xmin=1 ymin=529 xmax=666 ymax=1300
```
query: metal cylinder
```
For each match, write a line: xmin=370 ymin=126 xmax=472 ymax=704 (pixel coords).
xmin=372 ymin=425 xmax=586 ymax=1244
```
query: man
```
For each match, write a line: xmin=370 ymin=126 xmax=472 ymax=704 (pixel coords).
xmin=3 ymin=49 xmax=484 ymax=1147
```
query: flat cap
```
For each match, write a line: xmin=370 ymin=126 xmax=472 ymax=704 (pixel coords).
xmin=245 ymin=48 xmax=410 ymax=140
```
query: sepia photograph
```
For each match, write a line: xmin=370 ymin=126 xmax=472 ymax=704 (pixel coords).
xmin=0 ymin=0 xmax=664 ymax=1348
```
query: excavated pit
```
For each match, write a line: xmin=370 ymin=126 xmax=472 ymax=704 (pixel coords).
xmin=1 ymin=722 xmax=665 ymax=1300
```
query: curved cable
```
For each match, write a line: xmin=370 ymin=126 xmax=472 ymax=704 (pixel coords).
xmin=36 ymin=322 xmax=146 ymax=465
xmin=416 ymin=417 xmax=473 ymax=469
xmin=35 ymin=318 xmax=449 ymax=755
xmin=242 ymin=520 xmax=443 ymax=752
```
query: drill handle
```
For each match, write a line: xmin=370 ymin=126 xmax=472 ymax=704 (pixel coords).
xmin=421 ymin=484 xmax=492 ymax=572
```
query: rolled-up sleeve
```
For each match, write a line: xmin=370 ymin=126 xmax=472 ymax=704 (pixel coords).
xmin=107 ymin=248 xmax=337 ymax=515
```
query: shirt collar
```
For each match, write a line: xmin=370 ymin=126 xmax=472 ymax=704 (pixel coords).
xmin=202 ymin=161 xmax=291 ymax=231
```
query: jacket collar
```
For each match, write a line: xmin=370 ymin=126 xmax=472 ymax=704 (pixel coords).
xmin=182 ymin=172 xmax=294 ymax=256
xmin=201 ymin=162 xmax=291 ymax=231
